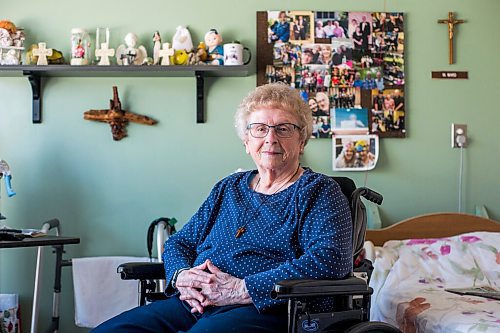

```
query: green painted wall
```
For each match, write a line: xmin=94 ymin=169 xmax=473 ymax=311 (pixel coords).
xmin=1 ymin=0 xmax=499 ymax=332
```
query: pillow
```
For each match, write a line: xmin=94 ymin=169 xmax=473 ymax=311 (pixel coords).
xmin=380 ymin=231 xmax=500 ymax=290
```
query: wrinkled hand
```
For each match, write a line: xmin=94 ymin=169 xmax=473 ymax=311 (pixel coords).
xmin=176 ymin=259 xmax=251 ymax=313
xmin=176 ymin=261 xmax=213 ymax=314
xmin=198 ymin=260 xmax=251 ymax=308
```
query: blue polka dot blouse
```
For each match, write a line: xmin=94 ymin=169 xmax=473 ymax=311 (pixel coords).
xmin=163 ymin=168 xmax=353 ymax=312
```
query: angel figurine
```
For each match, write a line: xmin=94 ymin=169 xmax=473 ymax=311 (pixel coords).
xmin=115 ymin=33 xmax=147 ymax=65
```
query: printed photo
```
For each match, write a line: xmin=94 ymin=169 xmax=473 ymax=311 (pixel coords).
xmin=273 ymin=43 xmax=301 ymax=67
xmin=295 ymin=65 xmax=330 ymax=94
xmin=315 ymin=115 xmax=332 ymax=139
xmin=333 ymin=134 xmax=379 ymax=171
xmin=370 ymin=88 xmax=405 ymax=137
xmin=265 ymin=65 xmax=295 ymax=86
xmin=314 ymin=12 xmax=349 ymax=39
xmin=330 ymin=87 xmax=359 ymax=108
xmin=382 ymin=53 xmax=404 ymax=86
xmin=348 ymin=12 xmax=373 ymax=60
xmin=288 ymin=11 xmax=315 ymax=44
xmin=332 ymin=108 xmax=369 ymax=135
xmin=267 ymin=11 xmax=291 ymax=44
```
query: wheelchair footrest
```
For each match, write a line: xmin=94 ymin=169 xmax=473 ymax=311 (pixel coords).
xmin=118 ymin=262 xmax=166 ymax=280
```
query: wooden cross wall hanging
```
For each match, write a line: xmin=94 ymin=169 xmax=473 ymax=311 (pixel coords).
xmin=84 ymin=86 xmax=157 ymax=141
xmin=438 ymin=12 xmax=465 ymax=64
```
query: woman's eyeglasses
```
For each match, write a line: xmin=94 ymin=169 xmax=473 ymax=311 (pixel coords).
xmin=246 ymin=123 xmax=301 ymax=138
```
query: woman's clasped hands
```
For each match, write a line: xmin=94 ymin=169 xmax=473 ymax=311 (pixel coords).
xmin=175 ymin=259 xmax=251 ymax=314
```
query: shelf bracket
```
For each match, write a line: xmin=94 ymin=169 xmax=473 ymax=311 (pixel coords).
xmin=195 ymin=71 xmax=205 ymax=123
xmin=25 ymin=71 xmax=42 ymax=123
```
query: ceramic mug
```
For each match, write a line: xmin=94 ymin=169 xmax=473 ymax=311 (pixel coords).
xmin=223 ymin=42 xmax=251 ymax=65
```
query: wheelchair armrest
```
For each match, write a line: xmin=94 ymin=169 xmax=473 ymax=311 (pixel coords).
xmin=118 ymin=262 xmax=166 ymax=280
xmin=271 ymin=276 xmax=371 ymax=299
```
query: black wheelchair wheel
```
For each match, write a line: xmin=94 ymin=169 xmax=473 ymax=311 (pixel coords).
xmin=344 ymin=321 xmax=402 ymax=333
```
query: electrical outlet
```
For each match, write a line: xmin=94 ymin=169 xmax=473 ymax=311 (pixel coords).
xmin=451 ymin=124 xmax=468 ymax=148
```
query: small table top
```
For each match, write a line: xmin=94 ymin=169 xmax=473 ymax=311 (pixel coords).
xmin=0 ymin=235 xmax=80 ymax=249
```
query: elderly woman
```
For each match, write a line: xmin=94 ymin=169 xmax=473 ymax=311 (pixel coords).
xmin=92 ymin=83 xmax=352 ymax=333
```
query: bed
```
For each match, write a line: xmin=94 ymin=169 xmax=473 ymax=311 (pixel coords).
xmin=364 ymin=213 xmax=500 ymax=333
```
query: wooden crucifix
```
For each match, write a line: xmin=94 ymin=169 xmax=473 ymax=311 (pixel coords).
xmin=438 ymin=12 xmax=465 ymax=64
xmin=84 ymin=86 xmax=157 ymax=141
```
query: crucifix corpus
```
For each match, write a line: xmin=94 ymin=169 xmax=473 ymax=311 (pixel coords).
xmin=438 ymin=12 xmax=465 ymax=64
xmin=84 ymin=86 xmax=157 ymax=141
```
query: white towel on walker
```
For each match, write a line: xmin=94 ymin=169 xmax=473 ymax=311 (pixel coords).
xmin=72 ymin=256 xmax=154 ymax=328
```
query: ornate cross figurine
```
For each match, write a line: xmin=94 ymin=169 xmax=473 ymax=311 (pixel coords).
xmin=95 ymin=42 xmax=115 ymax=66
xmin=159 ymin=43 xmax=175 ymax=66
xmin=438 ymin=12 xmax=465 ymax=64
xmin=84 ymin=86 xmax=157 ymax=141
xmin=32 ymin=42 xmax=53 ymax=65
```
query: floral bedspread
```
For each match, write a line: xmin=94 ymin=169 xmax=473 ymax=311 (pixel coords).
xmin=369 ymin=231 xmax=500 ymax=333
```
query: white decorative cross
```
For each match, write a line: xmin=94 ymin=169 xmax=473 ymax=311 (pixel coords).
xmin=95 ymin=43 xmax=115 ymax=66
xmin=159 ymin=43 xmax=174 ymax=66
xmin=32 ymin=42 xmax=53 ymax=66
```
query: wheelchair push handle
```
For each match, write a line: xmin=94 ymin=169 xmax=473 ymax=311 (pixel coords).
xmin=355 ymin=187 xmax=383 ymax=205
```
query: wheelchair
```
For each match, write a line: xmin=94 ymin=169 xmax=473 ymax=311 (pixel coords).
xmin=118 ymin=177 xmax=401 ymax=333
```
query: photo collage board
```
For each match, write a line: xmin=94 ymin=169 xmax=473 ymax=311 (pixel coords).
xmin=256 ymin=11 xmax=405 ymax=171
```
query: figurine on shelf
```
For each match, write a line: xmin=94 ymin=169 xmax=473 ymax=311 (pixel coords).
xmin=159 ymin=43 xmax=174 ymax=66
xmin=0 ymin=20 xmax=25 ymax=65
xmin=2 ymin=49 xmax=18 ymax=65
xmin=204 ymin=29 xmax=223 ymax=65
xmin=95 ymin=43 xmax=115 ymax=66
xmin=188 ymin=41 xmax=208 ymax=65
xmin=95 ymin=27 xmax=114 ymax=65
xmin=0 ymin=20 xmax=25 ymax=47
xmin=172 ymin=49 xmax=189 ymax=65
xmin=32 ymin=42 xmax=53 ymax=66
xmin=70 ymin=28 xmax=91 ymax=65
xmin=171 ymin=26 xmax=193 ymax=66
xmin=0 ymin=20 xmax=16 ymax=35
xmin=172 ymin=26 xmax=193 ymax=53
xmin=26 ymin=44 xmax=64 ymax=65
xmin=153 ymin=31 xmax=162 ymax=65
xmin=115 ymin=33 xmax=147 ymax=66
xmin=73 ymin=39 xmax=85 ymax=58
xmin=0 ymin=28 xmax=12 ymax=47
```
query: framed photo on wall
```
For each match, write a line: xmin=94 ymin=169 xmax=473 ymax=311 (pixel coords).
xmin=257 ymin=11 xmax=406 ymax=139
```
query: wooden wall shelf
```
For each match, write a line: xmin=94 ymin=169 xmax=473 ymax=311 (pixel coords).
xmin=0 ymin=65 xmax=250 ymax=123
